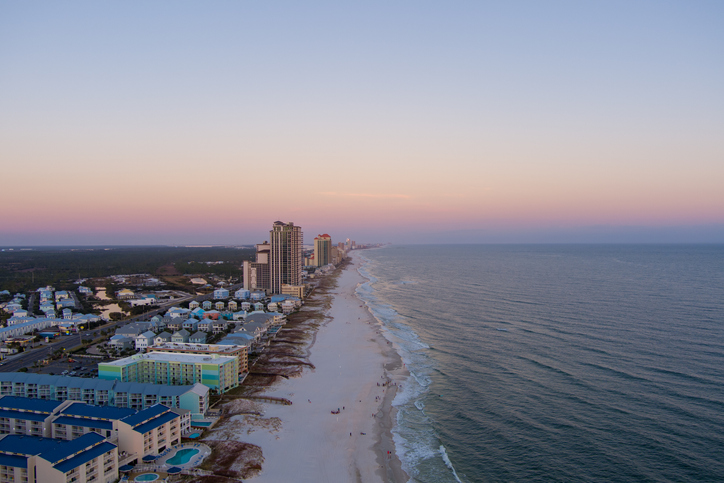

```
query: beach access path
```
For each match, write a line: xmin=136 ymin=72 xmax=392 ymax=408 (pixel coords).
xmin=240 ymin=252 xmax=409 ymax=482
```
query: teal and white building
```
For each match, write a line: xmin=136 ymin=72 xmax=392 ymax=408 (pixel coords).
xmin=98 ymin=352 xmax=239 ymax=393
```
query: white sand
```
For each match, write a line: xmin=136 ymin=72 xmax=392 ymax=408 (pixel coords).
xmin=239 ymin=253 xmax=408 ymax=483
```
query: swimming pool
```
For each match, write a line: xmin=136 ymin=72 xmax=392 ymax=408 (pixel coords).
xmin=166 ymin=448 xmax=199 ymax=465
xmin=135 ymin=474 xmax=159 ymax=482
xmin=191 ymin=421 xmax=212 ymax=427
xmin=187 ymin=432 xmax=201 ymax=438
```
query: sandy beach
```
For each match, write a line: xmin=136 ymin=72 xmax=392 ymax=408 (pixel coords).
xmin=221 ymin=252 xmax=409 ymax=482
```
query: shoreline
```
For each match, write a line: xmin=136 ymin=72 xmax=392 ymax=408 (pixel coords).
xmin=206 ymin=251 xmax=409 ymax=482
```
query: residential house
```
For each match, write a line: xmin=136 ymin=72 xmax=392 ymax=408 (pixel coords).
xmin=108 ymin=335 xmax=134 ymax=352
xmin=135 ymin=331 xmax=156 ymax=351
xmin=153 ymin=332 xmax=172 ymax=346
xmin=165 ymin=319 xmax=182 ymax=331
xmin=189 ymin=332 xmax=207 ymax=344
xmin=182 ymin=318 xmax=199 ymax=332
xmin=117 ymin=289 xmax=135 ymax=300
xmin=171 ymin=330 xmax=190 ymax=343
xmin=166 ymin=307 xmax=190 ymax=319
xmin=204 ymin=310 xmax=220 ymax=320
xmin=213 ymin=288 xmax=229 ymax=300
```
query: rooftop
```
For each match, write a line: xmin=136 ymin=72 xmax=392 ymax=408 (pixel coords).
xmin=60 ymin=401 xmax=136 ymax=420
xmin=102 ymin=351 xmax=236 ymax=366
xmin=0 ymin=395 xmax=66 ymax=413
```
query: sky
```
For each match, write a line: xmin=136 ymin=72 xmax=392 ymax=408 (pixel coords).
xmin=1 ymin=1 xmax=723 ymax=245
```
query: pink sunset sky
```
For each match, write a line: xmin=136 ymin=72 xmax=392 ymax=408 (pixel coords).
xmin=1 ymin=2 xmax=723 ymax=245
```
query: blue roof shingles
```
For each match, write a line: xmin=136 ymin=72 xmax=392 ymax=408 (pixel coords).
xmin=61 ymin=402 xmax=135 ymax=420
xmin=53 ymin=441 xmax=116 ymax=473
xmin=52 ymin=416 xmax=113 ymax=430
xmin=39 ymin=431 xmax=106 ymax=464
xmin=0 ymin=453 xmax=28 ymax=468
xmin=0 ymin=396 xmax=65 ymax=413
xmin=132 ymin=410 xmax=177 ymax=434
xmin=0 ymin=409 xmax=49 ymax=422
xmin=120 ymin=404 xmax=168 ymax=427
xmin=0 ymin=434 xmax=66 ymax=457
xmin=0 ymin=433 xmax=116 ymax=473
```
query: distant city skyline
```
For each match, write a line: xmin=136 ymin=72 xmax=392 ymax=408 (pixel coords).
xmin=1 ymin=2 xmax=723 ymax=245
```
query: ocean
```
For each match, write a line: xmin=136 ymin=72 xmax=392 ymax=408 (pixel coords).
xmin=354 ymin=245 xmax=724 ymax=483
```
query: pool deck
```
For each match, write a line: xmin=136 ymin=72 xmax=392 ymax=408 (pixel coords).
xmin=155 ymin=442 xmax=212 ymax=470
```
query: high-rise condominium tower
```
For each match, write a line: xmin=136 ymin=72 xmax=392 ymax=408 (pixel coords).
xmin=314 ymin=234 xmax=332 ymax=267
xmin=270 ymin=221 xmax=303 ymax=293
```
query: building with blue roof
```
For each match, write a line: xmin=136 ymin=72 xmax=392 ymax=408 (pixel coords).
xmin=0 ymin=396 xmax=68 ymax=437
xmin=0 ymin=395 xmax=189 ymax=467
xmin=0 ymin=432 xmax=118 ymax=483
xmin=51 ymin=401 xmax=136 ymax=441
xmin=0 ymin=373 xmax=209 ymax=418
xmin=117 ymin=404 xmax=182 ymax=457
xmin=0 ymin=317 xmax=62 ymax=341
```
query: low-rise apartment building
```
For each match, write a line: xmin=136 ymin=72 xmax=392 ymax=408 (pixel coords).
xmin=0 ymin=432 xmax=118 ymax=483
xmin=0 ymin=373 xmax=208 ymax=419
xmin=98 ymin=351 xmax=239 ymax=393
xmin=148 ymin=342 xmax=249 ymax=376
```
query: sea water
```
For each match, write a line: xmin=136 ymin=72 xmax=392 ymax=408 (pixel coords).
xmin=355 ymin=245 xmax=724 ymax=483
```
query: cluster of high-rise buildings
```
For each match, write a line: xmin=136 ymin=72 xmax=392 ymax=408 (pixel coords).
xmin=243 ymin=221 xmax=305 ymax=295
xmin=307 ymin=234 xmax=350 ymax=267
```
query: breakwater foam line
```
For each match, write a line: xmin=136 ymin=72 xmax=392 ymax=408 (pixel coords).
xmin=355 ymin=253 xmax=465 ymax=483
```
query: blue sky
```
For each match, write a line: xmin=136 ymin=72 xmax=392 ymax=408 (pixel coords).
xmin=1 ymin=1 xmax=723 ymax=245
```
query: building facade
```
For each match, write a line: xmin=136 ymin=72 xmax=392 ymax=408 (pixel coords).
xmin=243 ymin=242 xmax=272 ymax=293
xmin=313 ymin=233 xmax=332 ymax=267
xmin=0 ymin=373 xmax=209 ymax=418
xmin=269 ymin=221 xmax=303 ymax=294
xmin=98 ymin=352 xmax=238 ymax=393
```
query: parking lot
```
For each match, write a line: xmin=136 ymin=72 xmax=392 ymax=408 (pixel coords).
xmin=34 ymin=358 xmax=100 ymax=378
